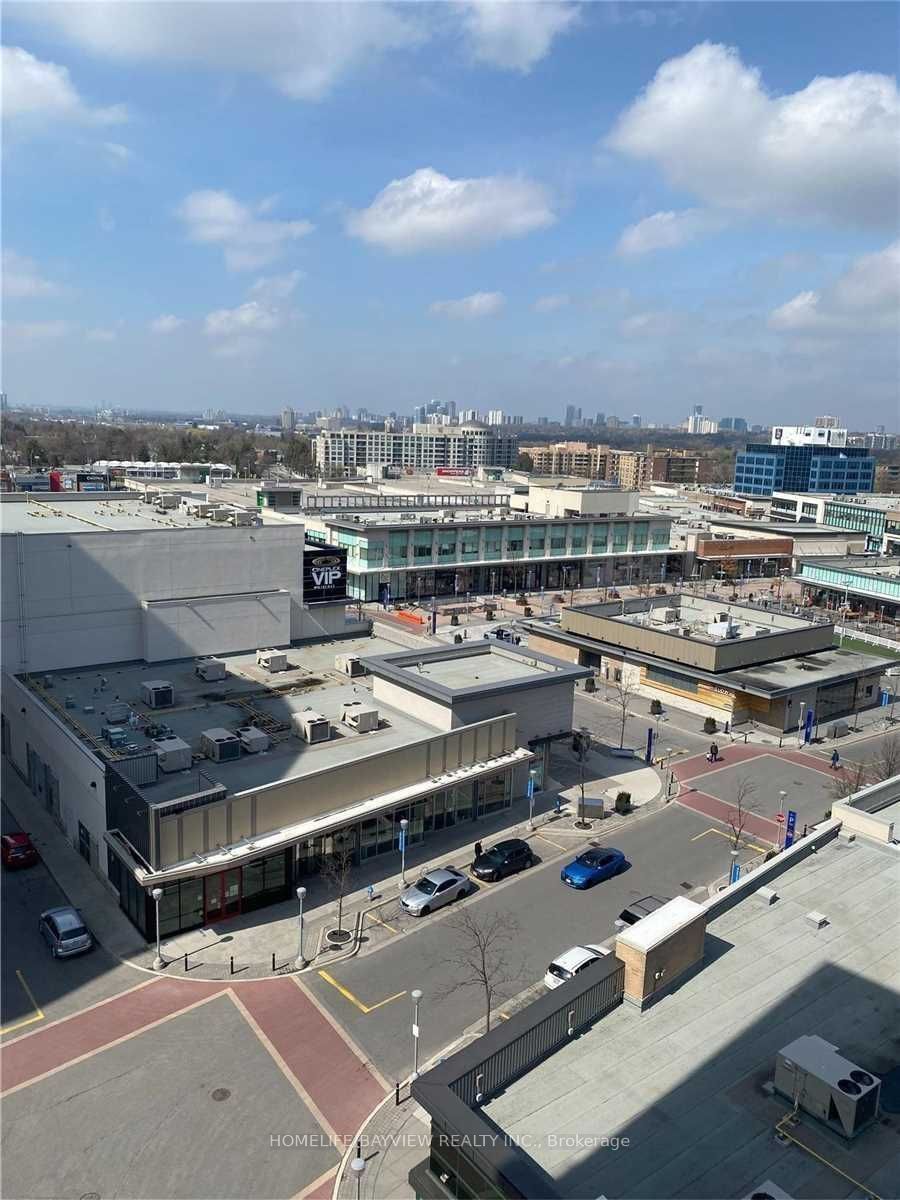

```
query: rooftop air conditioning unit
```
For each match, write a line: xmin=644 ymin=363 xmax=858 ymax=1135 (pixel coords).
xmin=660 ymin=607 xmax=679 ymax=623
xmin=257 ymin=649 xmax=288 ymax=673
xmin=105 ymin=701 xmax=130 ymax=724
xmin=774 ymin=1035 xmax=881 ymax=1139
xmin=200 ymin=727 xmax=242 ymax=763
xmin=195 ymin=657 xmax=227 ymax=682
xmin=156 ymin=493 xmax=179 ymax=510
xmin=293 ymin=710 xmax=331 ymax=743
xmin=742 ymin=1182 xmax=794 ymax=1200
xmin=153 ymin=735 xmax=192 ymax=772
xmin=209 ymin=507 xmax=231 ymax=521
xmin=340 ymin=701 xmax=379 ymax=732
xmin=103 ymin=725 xmax=129 ymax=748
xmin=141 ymin=680 xmax=175 ymax=708
xmin=335 ymin=653 xmax=365 ymax=677
xmin=237 ymin=726 xmax=269 ymax=754
xmin=230 ymin=510 xmax=253 ymax=526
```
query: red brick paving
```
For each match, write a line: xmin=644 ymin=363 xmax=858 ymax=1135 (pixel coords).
xmin=237 ymin=980 xmax=386 ymax=1139
xmin=0 ymin=977 xmax=226 ymax=1094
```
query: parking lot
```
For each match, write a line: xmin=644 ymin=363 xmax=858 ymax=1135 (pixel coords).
xmin=304 ymin=801 xmax=765 ymax=1081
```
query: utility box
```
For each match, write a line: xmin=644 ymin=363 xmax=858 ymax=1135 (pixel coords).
xmin=140 ymin=680 xmax=175 ymax=708
xmin=293 ymin=710 xmax=331 ymax=743
xmin=105 ymin=702 xmax=130 ymax=723
xmin=153 ymin=735 xmax=192 ymax=772
xmin=156 ymin=493 xmax=179 ymax=510
xmin=257 ymin=649 xmax=288 ymax=673
xmin=103 ymin=725 xmax=129 ymax=748
xmin=335 ymin=653 xmax=365 ymax=677
xmin=230 ymin=510 xmax=253 ymax=526
xmin=340 ymin=701 xmax=379 ymax=732
xmin=237 ymin=726 xmax=269 ymax=754
xmin=200 ymin=727 xmax=242 ymax=762
xmin=196 ymin=658 xmax=227 ymax=682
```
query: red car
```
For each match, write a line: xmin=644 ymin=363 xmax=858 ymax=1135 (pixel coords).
xmin=1 ymin=832 xmax=39 ymax=869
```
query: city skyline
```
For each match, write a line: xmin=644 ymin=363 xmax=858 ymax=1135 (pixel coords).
xmin=3 ymin=2 xmax=898 ymax=423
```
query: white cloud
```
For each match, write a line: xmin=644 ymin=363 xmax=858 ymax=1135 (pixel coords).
xmin=429 ymin=291 xmax=506 ymax=319
xmin=456 ymin=0 xmax=580 ymax=71
xmin=620 ymin=310 xmax=685 ymax=338
xmin=616 ymin=209 xmax=729 ymax=257
xmin=2 ymin=250 xmax=63 ymax=299
xmin=1 ymin=45 xmax=126 ymax=125
xmin=86 ymin=327 xmax=116 ymax=342
xmin=103 ymin=141 xmax=133 ymax=162
xmin=204 ymin=300 xmax=284 ymax=339
xmin=347 ymin=167 xmax=554 ymax=253
xmin=533 ymin=293 xmax=570 ymax=313
xmin=248 ymin=270 xmax=304 ymax=303
xmin=12 ymin=1 xmax=424 ymax=102
xmin=177 ymin=190 xmax=314 ymax=271
xmin=769 ymin=240 xmax=900 ymax=335
xmin=607 ymin=42 xmax=899 ymax=229
xmin=3 ymin=320 xmax=71 ymax=345
xmin=150 ymin=314 xmax=185 ymax=334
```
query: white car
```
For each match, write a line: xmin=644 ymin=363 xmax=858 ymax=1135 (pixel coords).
xmin=544 ymin=943 xmax=611 ymax=990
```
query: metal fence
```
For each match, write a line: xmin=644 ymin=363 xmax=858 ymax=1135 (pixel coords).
xmin=114 ymin=750 xmax=158 ymax=787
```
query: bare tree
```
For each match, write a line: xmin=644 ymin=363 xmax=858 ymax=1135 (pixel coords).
xmin=572 ymin=726 xmax=592 ymax=826
xmin=873 ymin=733 xmax=900 ymax=783
xmin=608 ymin=673 xmax=638 ymax=750
xmin=445 ymin=907 xmax=523 ymax=1034
xmin=726 ymin=775 xmax=759 ymax=852
xmin=319 ymin=838 xmax=354 ymax=935
xmin=830 ymin=760 xmax=868 ymax=803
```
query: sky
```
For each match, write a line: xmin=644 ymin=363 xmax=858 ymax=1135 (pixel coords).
xmin=2 ymin=1 xmax=899 ymax=426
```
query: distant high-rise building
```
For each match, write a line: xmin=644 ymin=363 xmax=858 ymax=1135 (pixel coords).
xmin=595 ymin=412 xmax=606 ymax=427
xmin=564 ymin=404 xmax=582 ymax=427
xmin=691 ymin=405 xmax=703 ymax=417
xmin=460 ymin=408 xmax=479 ymax=424
xmin=413 ymin=404 xmax=427 ymax=424
xmin=631 ymin=414 xmax=641 ymax=428
xmin=733 ymin=426 xmax=875 ymax=497
xmin=537 ymin=416 xmax=550 ymax=426
xmin=718 ymin=417 xmax=748 ymax=433
xmin=280 ymin=407 xmax=296 ymax=433
xmin=814 ymin=415 xmax=841 ymax=428
xmin=486 ymin=409 xmax=505 ymax=425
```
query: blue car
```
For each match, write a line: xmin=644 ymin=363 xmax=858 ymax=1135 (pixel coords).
xmin=561 ymin=847 xmax=626 ymax=889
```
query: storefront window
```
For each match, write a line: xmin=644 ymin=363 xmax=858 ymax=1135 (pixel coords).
xmin=449 ymin=781 xmax=474 ymax=824
xmin=477 ymin=772 xmax=509 ymax=817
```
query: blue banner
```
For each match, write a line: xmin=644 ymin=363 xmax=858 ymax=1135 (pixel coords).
xmin=729 ymin=860 xmax=741 ymax=885
xmin=804 ymin=708 xmax=814 ymax=743
xmin=398 ymin=827 xmax=406 ymax=853
xmin=646 ymin=727 xmax=654 ymax=764
xmin=784 ymin=809 xmax=798 ymax=848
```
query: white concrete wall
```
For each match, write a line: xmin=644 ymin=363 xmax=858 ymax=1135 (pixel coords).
xmin=2 ymin=525 xmax=308 ymax=672
xmin=371 ymin=677 xmax=454 ymax=730
xmin=2 ymin=673 xmax=109 ymax=877
xmin=837 ymin=806 xmax=895 ymax=844
xmin=142 ymin=591 xmax=292 ymax=661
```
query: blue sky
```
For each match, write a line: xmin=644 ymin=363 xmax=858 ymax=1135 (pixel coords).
xmin=3 ymin=2 xmax=898 ymax=425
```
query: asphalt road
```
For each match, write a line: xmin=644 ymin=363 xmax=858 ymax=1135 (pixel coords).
xmin=304 ymin=801 xmax=762 ymax=1081
xmin=574 ymin=692 xmax=713 ymax=760
xmin=0 ymin=802 xmax=135 ymax=1038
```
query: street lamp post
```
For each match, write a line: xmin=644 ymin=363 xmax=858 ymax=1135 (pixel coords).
xmin=349 ymin=1152 xmax=367 ymax=1200
xmin=527 ymin=766 xmax=538 ymax=831
xmin=151 ymin=887 xmax=165 ymax=970
xmin=778 ymin=791 xmax=787 ymax=850
xmin=295 ymin=885 xmax=308 ymax=970
xmin=797 ymin=701 xmax=806 ymax=748
xmin=399 ymin=817 xmax=409 ymax=887
xmin=411 ymin=988 xmax=423 ymax=1079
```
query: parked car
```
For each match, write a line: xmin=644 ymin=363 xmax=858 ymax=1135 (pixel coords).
xmin=615 ymin=895 xmax=670 ymax=928
xmin=38 ymin=906 xmax=93 ymax=958
xmin=483 ymin=627 xmax=519 ymax=644
xmin=560 ymin=847 xmax=626 ymax=889
xmin=1 ymin=832 xmax=39 ymax=869
xmin=400 ymin=867 xmax=469 ymax=916
xmin=544 ymin=943 xmax=611 ymax=990
xmin=471 ymin=838 xmax=535 ymax=882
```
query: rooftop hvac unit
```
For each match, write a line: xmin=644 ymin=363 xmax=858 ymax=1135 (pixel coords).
xmin=774 ymin=1035 xmax=881 ymax=1139
xmin=230 ymin=510 xmax=253 ymax=526
xmin=103 ymin=725 xmax=129 ymax=748
xmin=153 ymin=735 xmax=192 ymax=772
xmin=743 ymin=1182 xmax=794 ymax=1200
xmin=335 ymin=653 xmax=365 ymax=677
xmin=257 ymin=649 xmax=288 ymax=673
xmin=143 ymin=489 xmax=159 ymax=504
xmin=293 ymin=710 xmax=331 ymax=743
xmin=237 ymin=726 xmax=269 ymax=754
xmin=105 ymin=701 xmax=130 ymax=724
xmin=340 ymin=702 xmax=379 ymax=732
xmin=658 ymin=607 xmax=679 ymax=623
xmin=200 ymin=727 xmax=242 ymax=763
xmin=156 ymin=493 xmax=179 ymax=510
xmin=141 ymin=680 xmax=175 ymax=708
xmin=209 ymin=507 xmax=231 ymax=521
xmin=195 ymin=657 xmax=227 ymax=682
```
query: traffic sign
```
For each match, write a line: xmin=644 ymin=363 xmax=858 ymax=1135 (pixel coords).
xmin=776 ymin=812 xmax=785 ymax=823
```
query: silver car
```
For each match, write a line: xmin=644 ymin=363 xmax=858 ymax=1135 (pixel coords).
xmin=400 ymin=867 xmax=469 ymax=917
xmin=39 ymin=906 xmax=93 ymax=958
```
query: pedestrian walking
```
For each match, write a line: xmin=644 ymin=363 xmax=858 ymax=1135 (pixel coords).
xmin=366 ymin=883 xmax=375 ymax=903
xmin=830 ymin=749 xmax=841 ymax=770
xmin=709 ymin=741 xmax=719 ymax=763
xmin=473 ymin=840 xmax=483 ymax=861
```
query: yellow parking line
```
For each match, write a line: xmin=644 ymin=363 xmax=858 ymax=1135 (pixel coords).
xmin=365 ymin=911 xmax=399 ymax=934
xmin=317 ymin=970 xmax=406 ymax=1014
xmin=0 ymin=970 xmax=45 ymax=1036
xmin=535 ymin=831 xmax=569 ymax=852
xmin=691 ymin=827 xmax=770 ymax=854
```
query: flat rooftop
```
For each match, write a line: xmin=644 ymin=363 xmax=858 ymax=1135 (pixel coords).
xmin=0 ymin=493 xmax=225 ymax=534
xmin=726 ymin=645 xmax=894 ymax=693
xmin=24 ymin=637 xmax=439 ymax=805
xmin=799 ymin=555 xmax=900 ymax=580
xmin=486 ymin=837 xmax=900 ymax=1199
xmin=363 ymin=642 xmax=592 ymax=703
xmin=594 ymin=593 xmax=815 ymax=643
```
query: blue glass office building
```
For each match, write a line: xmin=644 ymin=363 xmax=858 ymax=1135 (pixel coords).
xmin=733 ymin=443 xmax=875 ymax=497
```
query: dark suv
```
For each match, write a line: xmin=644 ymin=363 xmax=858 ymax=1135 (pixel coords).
xmin=472 ymin=838 xmax=535 ymax=882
